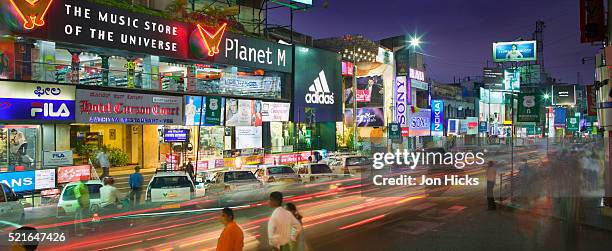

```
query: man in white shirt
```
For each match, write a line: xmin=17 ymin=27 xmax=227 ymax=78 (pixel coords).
xmin=267 ymin=191 xmax=301 ymax=251
xmin=100 ymin=177 xmax=124 ymax=211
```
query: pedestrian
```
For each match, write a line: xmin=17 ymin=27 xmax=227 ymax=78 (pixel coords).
xmin=185 ymin=160 xmax=195 ymax=183
xmin=74 ymin=176 xmax=90 ymax=234
xmin=100 ymin=176 xmax=125 ymax=214
xmin=128 ymin=166 xmax=144 ymax=207
xmin=96 ymin=149 xmax=110 ymax=178
xmin=486 ymin=161 xmax=497 ymax=210
xmin=267 ymin=192 xmax=302 ymax=251
xmin=216 ymin=207 xmax=244 ymax=251
xmin=285 ymin=203 xmax=306 ymax=251
xmin=10 ymin=226 xmax=39 ymax=251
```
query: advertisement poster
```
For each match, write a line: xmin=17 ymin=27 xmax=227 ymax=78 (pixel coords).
xmin=261 ymin=102 xmax=290 ymax=122
xmin=553 ymin=85 xmax=576 ymax=106
xmin=504 ymin=69 xmax=520 ymax=92
xmin=235 ymin=126 xmax=263 ymax=149
xmin=493 ymin=41 xmax=537 ymax=62
xmin=466 ymin=117 xmax=479 ymax=135
xmin=356 ymin=75 xmax=384 ymax=105
xmin=184 ymin=96 xmax=203 ymax=126
xmin=43 ymin=150 xmax=74 ymax=167
xmin=483 ymin=68 xmax=504 ymax=89
xmin=517 ymin=93 xmax=541 ymax=122
xmin=217 ymin=75 xmax=282 ymax=99
xmin=394 ymin=76 xmax=409 ymax=127
xmin=0 ymin=81 xmax=76 ymax=122
xmin=554 ymin=108 xmax=567 ymax=126
xmin=225 ymin=99 xmax=261 ymax=126
xmin=204 ymin=96 xmax=224 ymax=125
xmin=356 ymin=107 xmax=385 ymax=127
xmin=0 ymin=170 xmax=55 ymax=192
xmin=431 ymin=100 xmax=444 ymax=136
xmin=76 ymin=89 xmax=182 ymax=124
xmin=408 ymin=109 xmax=431 ymax=136
xmin=294 ymin=46 xmax=342 ymax=122
xmin=57 ymin=165 xmax=91 ymax=183
xmin=35 ymin=169 xmax=56 ymax=190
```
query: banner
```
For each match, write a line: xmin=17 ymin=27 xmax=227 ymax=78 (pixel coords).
xmin=261 ymin=102 xmax=290 ymax=122
xmin=225 ymin=99 xmax=261 ymax=126
xmin=431 ymin=99 xmax=444 ymax=136
xmin=517 ymin=93 xmax=541 ymax=122
xmin=235 ymin=126 xmax=262 ymax=149
xmin=217 ymin=75 xmax=282 ymax=99
xmin=184 ymin=95 xmax=203 ymax=126
xmin=580 ymin=0 xmax=606 ymax=43
xmin=43 ymin=150 xmax=74 ymax=167
xmin=356 ymin=107 xmax=385 ymax=127
xmin=204 ymin=96 xmax=224 ymax=125
xmin=76 ymin=89 xmax=182 ymax=124
xmin=0 ymin=81 xmax=75 ymax=122
xmin=493 ymin=41 xmax=537 ymax=62
xmin=293 ymin=46 xmax=342 ymax=122
xmin=57 ymin=165 xmax=91 ymax=183
xmin=0 ymin=170 xmax=55 ymax=192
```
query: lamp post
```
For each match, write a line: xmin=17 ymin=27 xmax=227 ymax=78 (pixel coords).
xmin=403 ymin=34 xmax=422 ymax=150
xmin=543 ymin=93 xmax=550 ymax=154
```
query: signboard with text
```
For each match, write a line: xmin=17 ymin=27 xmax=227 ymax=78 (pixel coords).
xmin=394 ymin=76 xmax=409 ymax=127
xmin=552 ymin=85 xmax=576 ymax=106
xmin=164 ymin=129 xmax=189 ymax=142
xmin=261 ymin=102 xmax=290 ymax=122
xmin=43 ymin=150 xmax=74 ymax=167
xmin=356 ymin=107 xmax=385 ymax=127
xmin=0 ymin=170 xmax=56 ymax=192
xmin=0 ymin=81 xmax=75 ymax=122
xmin=517 ymin=93 xmax=541 ymax=122
xmin=431 ymin=99 xmax=444 ymax=136
xmin=493 ymin=41 xmax=537 ymax=62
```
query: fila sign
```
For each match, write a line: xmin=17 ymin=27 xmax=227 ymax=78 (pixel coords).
xmin=0 ymin=81 xmax=75 ymax=122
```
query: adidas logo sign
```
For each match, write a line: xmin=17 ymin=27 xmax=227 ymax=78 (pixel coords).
xmin=305 ymin=70 xmax=335 ymax=105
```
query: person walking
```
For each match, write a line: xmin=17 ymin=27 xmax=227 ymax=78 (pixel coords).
xmin=100 ymin=176 xmax=125 ymax=214
xmin=486 ymin=161 xmax=497 ymax=210
xmin=216 ymin=207 xmax=244 ymax=251
xmin=73 ymin=176 xmax=90 ymax=235
xmin=285 ymin=203 xmax=306 ymax=251
xmin=96 ymin=149 xmax=110 ymax=178
xmin=267 ymin=192 xmax=301 ymax=251
xmin=128 ymin=166 xmax=144 ymax=207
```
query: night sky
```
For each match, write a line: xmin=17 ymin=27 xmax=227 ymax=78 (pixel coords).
xmin=269 ymin=0 xmax=599 ymax=84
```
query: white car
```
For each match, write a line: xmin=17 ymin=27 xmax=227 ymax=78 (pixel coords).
xmin=254 ymin=165 xmax=300 ymax=184
xmin=145 ymin=172 xmax=195 ymax=203
xmin=56 ymin=180 xmax=103 ymax=218
xmin=295 ymin=163 xmax=335 ymax=183
xmin=205 ymin=171 xmax=264 ymax=202
xmin=322 ymin=156 xmax=371 ymax=174
xmin=0 ymin=183 xmax=25 ymax=223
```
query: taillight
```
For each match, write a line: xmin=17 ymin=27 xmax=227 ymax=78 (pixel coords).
xmin=57 ymin=207 xmax=66 ymax=216
xmin=146 ymin=189 xmax=151 ymax=201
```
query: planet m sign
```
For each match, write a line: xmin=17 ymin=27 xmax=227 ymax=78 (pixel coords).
xmin=431 ymin=99 xmax=444 ymax=136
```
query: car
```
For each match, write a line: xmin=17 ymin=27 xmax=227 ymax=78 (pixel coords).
xmin=295 ymin=163 xmax=335 ymax=183
xmin=322 ymin=155 xmax=372 ymax=175
xmin=254 ymin=165 xmax=300 ymax=184
xmin=145 ymin=171 xmax=195 ymax=203
xmin=56 ymin=180 xmax=103 ymax=218
xmin=204 ymin=171 xmax=264 ymax=202
xmin=0 ymin=183 xmax=25 ymax=223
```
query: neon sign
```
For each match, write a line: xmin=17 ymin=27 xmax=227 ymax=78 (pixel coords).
xmin=9 ymin=0 xmax=54 ymax=30
xmin=196 ymin=23 xmax=228 ymax=56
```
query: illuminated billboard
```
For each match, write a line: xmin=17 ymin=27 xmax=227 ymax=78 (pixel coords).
xmin=493 ymin=41 xmax=537 ymax=62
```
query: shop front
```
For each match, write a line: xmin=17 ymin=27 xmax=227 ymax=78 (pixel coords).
xmin=72 ymin=88 xmax=183 ymax=170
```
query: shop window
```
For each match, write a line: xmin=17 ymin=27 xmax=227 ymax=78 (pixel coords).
xmin=0 ymin=126 xmax=39 ymax=172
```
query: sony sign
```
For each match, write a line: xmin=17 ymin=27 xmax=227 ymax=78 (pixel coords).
xmin=431 ymin=99 xmax=444 ymax=136
xmin=394 ymin=76 xmax=409 ymax=126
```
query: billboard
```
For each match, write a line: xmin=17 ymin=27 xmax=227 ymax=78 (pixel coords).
xmin=408 ymin=109 xmax=431 ymax=136
xmin=483 ymin=68 xmax=504 ymax=89
xmin=356 ymin=75 xmax=384 ymax=105
xmin=552 ymin=85 xmax=576 ymax=106
xmin=293 ymin=46 xmax=342 ymax=122
xmin=356 ymin=107 xmax=385 ymax=127
xmin=76 ymin=89 xmax=182 ymax=124
xmin=493 ymin=41 xmax=537 ymax=62
xmin=394 ymin=76 xmax=409 ymax=126
xmin=225 ymin=99 xmax=262 ymax=126
xmin=554 ymin=108 xmax=567 ymax=126
xmin=517 ymin=93 xmax=541 ymax=122
xmin=261 ymin=102 xmax=290 ymax=122
xmin=480 ymin=88 xmax=505 ymax=104
xmin=235 ymin=126 xmax=263 ymax=149
xmin=0 ymin=170 xmax=56 ymax=192
xmin=0 ymin=81 xmax=75 ymax=122
xmin=431 ymin=100 xmax=444 ymax=136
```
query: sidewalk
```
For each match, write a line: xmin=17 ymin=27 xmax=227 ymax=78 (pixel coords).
xmin=94 ymin=165 xmax=157 ymax=177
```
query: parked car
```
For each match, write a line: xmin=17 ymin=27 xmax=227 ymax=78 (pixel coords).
xmin=204 ymin=171 xmax=264 ymax=202
xmin=57 ymin=180 xmax=103 ymax=218
xmin=145 ymin=172 xmax=195 ymax=204
xmin=322 ymin=155 xmax=372 ymax=174
xmin=295 ymin=163 xmax=335 ymax=183
xmin=254 ymin=165 xmax=300 ymax=184
xmin=0 ymin=182 xmax=25 ymax=223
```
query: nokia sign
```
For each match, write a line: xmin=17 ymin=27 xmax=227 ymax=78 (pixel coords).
xmin=431 ymin=99 xmax=444 ymax=136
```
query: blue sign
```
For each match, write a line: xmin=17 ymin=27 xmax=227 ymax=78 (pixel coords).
xmin=493 ymin=41 xmax=537 ymax=62
xmin=431 ymin=100 xmax=444 ymax=136
xmin=479 ymin=121 xmax=488 ymax=133
xmin=0 ymin=171 xmax=35 ymax=193
xmin=554 ymin=108 xmax=567 ymax=126
xmin=164 ymin=129 xmax=190 ymax=142
xmin=0 ymin=98 xmax=75 ymax=122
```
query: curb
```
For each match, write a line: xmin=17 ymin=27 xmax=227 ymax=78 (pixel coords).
xmin=496 ymin=201 xmax=612 ymax=233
